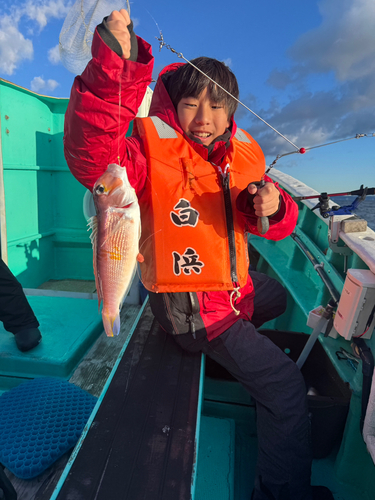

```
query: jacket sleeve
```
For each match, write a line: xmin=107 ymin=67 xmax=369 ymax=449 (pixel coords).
xmin=236 ymin=174 xmax=298 ymax=240
xmin=63 ymin=26 xmax=154 ymax=194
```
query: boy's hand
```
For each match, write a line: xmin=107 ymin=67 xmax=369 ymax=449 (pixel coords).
xmin=106 ymin=9 xmax=131 ymax=59
xmin=248 ymin=182 xmax=280 ymax=217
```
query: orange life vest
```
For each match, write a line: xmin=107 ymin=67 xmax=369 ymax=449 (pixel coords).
xmin=135 ymin=116 xmax=265 ymax=293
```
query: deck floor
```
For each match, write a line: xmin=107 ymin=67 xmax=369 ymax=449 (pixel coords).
xmin=2 ymin=279 xmax=141 ymax=500
xmin=38 ymin=279 xmax=97 ymax=294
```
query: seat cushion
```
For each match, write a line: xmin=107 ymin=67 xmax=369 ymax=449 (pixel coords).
xmin=0 ymin=377 xmax=97 ymax=479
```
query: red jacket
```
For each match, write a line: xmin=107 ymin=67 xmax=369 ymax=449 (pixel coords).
xmin=64 ymin=29 xmax=298 ymax=341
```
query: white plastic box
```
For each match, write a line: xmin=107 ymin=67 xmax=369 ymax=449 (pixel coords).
xmin=334 ymin=269 xmax=375 ymax=340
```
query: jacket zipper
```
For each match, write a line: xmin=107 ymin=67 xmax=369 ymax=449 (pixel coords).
xmin=220 ymin=166 xmax=238 ymax=284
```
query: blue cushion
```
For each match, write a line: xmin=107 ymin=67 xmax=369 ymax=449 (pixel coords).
xmin=0 ymin=377 xmax=97 ymax=479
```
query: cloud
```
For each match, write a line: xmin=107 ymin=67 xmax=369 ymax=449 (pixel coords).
xmin=0 ymin=15 xmax=34 ymax=75
xmin=254 ymin=0 xmax=375 ymax=158
xmin=247 ymin=76 xmax=375 ymax=157
xmin=289 ymin=0 xmax=375 ymax=82
xmin=235 ymin=93 xmax=258 ymax=120
xmin=267 ymin=0 xmax=375 ymax=88
xmin=0 ymin=0 xmax=70 ymax=75
xmin=30 ymin=76 xmax=59 ymax=92
xmin=48 ymin=44 xmax=60 ymax=64
xmin=222 ymin=58 xmax=232 ymax=68
xmin=23 ymin=0 xmax=71 ymax=30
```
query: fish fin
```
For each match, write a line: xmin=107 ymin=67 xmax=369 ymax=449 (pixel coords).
xmin=88 ymin=215 xmax=103 ymax=307
xmin=102 ymin=312 xmax=121 ymax=337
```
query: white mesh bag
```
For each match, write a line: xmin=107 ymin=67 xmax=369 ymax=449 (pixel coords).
xmin=59 ymin=0 xmax=130 ymax=74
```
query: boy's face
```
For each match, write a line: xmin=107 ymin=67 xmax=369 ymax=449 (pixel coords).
xmin=177 ymin=87 xmax=230 ymax=146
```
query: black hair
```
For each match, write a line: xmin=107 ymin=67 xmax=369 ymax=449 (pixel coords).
xmin=167 ymin=57 xmax=239 ymax=118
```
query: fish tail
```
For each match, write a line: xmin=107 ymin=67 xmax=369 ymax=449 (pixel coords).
xmin=102 ymin=312 xmax=121 ymax=337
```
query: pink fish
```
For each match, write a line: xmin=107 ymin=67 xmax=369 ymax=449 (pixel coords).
xmin=89 ymin=164 xmax=141 ymax=337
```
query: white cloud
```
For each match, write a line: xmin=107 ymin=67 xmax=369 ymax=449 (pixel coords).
xmin=255 ymin=0 xmax=375 ymax=157
xmin=0 ymin=0 xmax=71 ymax=75
xmin=0 ymin=15 xmax=33 ymax=75
xmin=289 ymin=0 xmax=375 ymax=81
xmin=30 ymin=75 xmax=59 ymax=92
xmin=48 ymin=44 xmax=60 ymax=64
xmin=247 ymin=77 xmax=375 ymax=158
xmin=222 ymin=58 xmax=232 ymax=68
xmin=268 ymin=0 xmax=375 ymax=88
xmin=23 ymin=0 xmax=71 ymax=29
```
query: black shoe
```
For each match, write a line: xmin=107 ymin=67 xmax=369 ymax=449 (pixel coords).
xmin=312 ymin=486 xmax=334 ymax=500
xmin=14 ymin=328 xmax=42 ymax=352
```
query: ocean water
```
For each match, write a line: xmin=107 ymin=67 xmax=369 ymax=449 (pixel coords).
xmin=333 ymin=195 xmax=375 ymax=231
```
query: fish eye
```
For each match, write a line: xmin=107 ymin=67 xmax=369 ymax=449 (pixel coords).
xmin=96 ymin=185 xmax=105 ymax=194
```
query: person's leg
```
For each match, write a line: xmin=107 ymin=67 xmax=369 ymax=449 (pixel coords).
xmin=0 ymin=258 xmax=41 ymax=351
xmin=204 ymin=320 xmax=313 ymax=500
xmin=249 ymin=270 xmax=287 ymax=328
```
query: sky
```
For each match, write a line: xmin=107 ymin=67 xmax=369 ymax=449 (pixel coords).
xmin=0 ymin=0 xmax=374 ymax=193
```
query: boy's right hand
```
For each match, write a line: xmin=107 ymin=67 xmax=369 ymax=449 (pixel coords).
xmin=106 ymin=9 xmax=131 ymax=59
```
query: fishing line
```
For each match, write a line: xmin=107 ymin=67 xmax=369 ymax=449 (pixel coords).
xmin=136 ymin=229 xmax=162 ymax=286
xmin=153 ymin=27 xmax=375 ymax=176
xmin=117 ymin=77 xmax=122 ymax=164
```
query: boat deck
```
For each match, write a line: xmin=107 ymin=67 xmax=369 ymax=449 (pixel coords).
xmin=1 ymin=279 xmax=142 ymax=499
xmin=0 ymin=280 xmax=373 ymax=500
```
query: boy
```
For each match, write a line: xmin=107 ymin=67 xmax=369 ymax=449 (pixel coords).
xmin=64 ymin=10 xmax=333 ymax=500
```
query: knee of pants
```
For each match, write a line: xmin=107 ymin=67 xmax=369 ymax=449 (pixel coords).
xmin=267 ymin=280 xmax=287 ymax=319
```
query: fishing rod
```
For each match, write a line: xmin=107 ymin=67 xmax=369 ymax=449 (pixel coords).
xmin=293 ymin=185 xmax=375 ymax=219
xmin=266 ymin=133 xmax=375 ymax=174
xmin=294 ymin=185 xmax=375 ymax=202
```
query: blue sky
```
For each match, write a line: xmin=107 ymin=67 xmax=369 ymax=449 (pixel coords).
xmin=1 ymin=0 xmax=374 ymax=193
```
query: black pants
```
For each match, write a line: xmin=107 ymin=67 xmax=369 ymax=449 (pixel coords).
xmin=0 ymin=258 xmax=39 ymax=334
xmin=174 ymin=271 xmax=313 ymax=500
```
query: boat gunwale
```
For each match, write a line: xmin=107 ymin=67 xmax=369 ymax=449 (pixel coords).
xmin=270 ymin=169 xmax=375 ymax=274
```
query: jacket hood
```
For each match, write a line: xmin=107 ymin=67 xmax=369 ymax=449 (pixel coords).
xmin=148 ymin=62 xmax=237 ymax=161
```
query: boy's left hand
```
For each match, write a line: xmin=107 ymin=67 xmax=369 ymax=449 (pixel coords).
xmin=248 ymin=182 xmax=280 ymax=217
xmin=106 ymin=9 xmax=132 ymax=59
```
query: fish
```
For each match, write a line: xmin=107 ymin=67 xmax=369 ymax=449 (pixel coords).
xmin=89 ymin=164 xmax=141 ymax=337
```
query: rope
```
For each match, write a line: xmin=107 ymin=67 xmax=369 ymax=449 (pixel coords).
xmin=229 ymin=287 xmax=241 ymax=316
